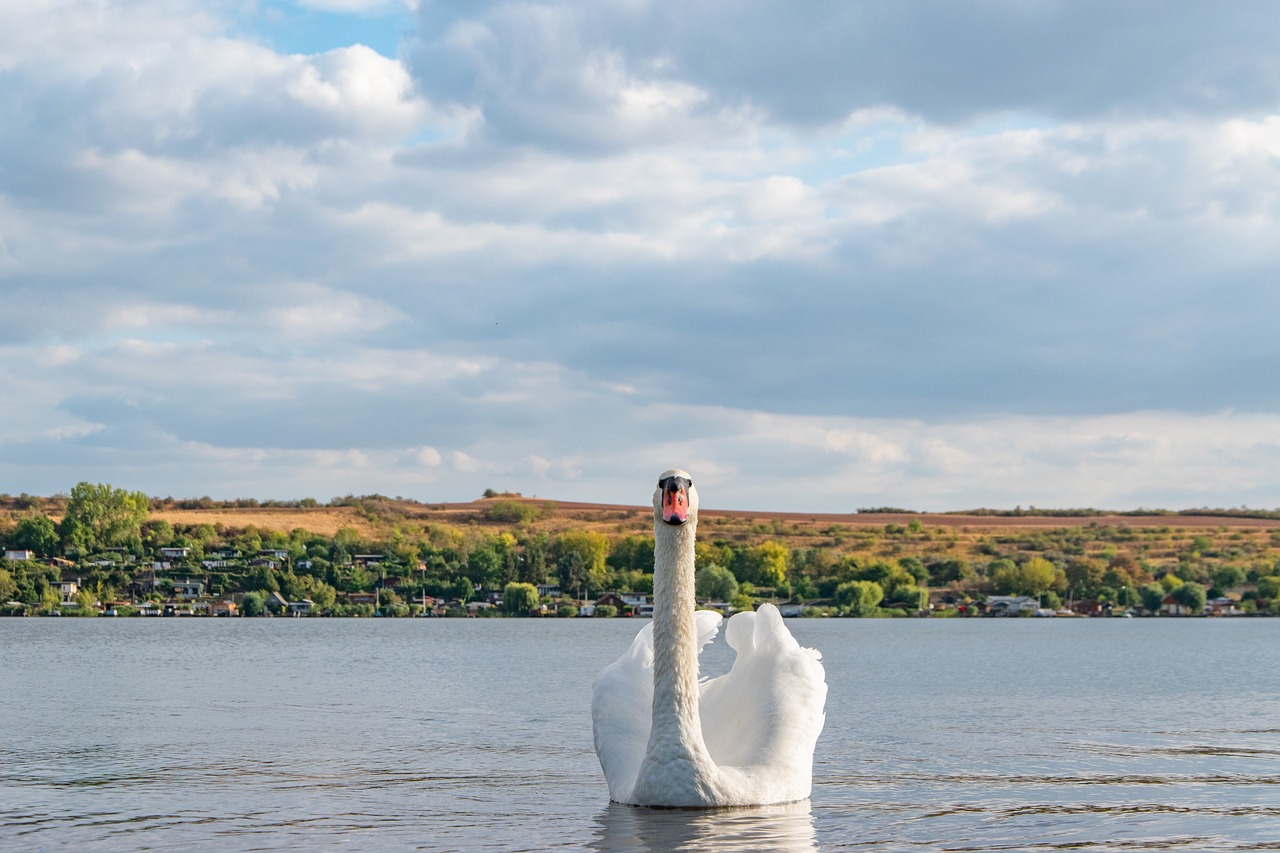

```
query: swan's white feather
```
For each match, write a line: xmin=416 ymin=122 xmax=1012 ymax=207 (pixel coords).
xmin=593 ymin=603 xmax=825 ymax=805
xmin=699 ymin=604 xmax=827 ymax=803
xmin=592 ymin=610 xmax=722 ymax=803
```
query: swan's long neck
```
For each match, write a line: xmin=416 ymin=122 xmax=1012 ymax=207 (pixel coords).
xmin=651 ymin=518 xmax=703 ymax=741
xmin=630 ymin=512 xmax=721 ymax=805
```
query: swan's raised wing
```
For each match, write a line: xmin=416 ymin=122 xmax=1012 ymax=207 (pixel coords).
xmin=698 ymin=604 xmax=826 ymax=801
xmin=592 ymin=611 xmax=723 ymax=802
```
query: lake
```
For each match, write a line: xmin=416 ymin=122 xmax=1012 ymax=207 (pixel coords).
xmin=1 ymin=617 xmax=1277 ymax=852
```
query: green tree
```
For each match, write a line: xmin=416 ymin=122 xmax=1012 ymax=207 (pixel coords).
xmin=695 ymin=564 xmax=739 ymax=602
xmin=607 ymin=534 xmax=655 ymax=573
xmin=0 ymin=569 xmax=17 ymax=602
xmin=886 ymin=584 xmax=928 ymax=611
xmin=518 ymin=533 xmax=550 ymax=584
xmin=1139 ymin=582 xmax=1167 ymax=613
xmin=555 ymin=530 xmax=609 ymax=595
xmin=73 ymin=588 xmax=98 ymax=616
xmin=1212 ymin=565 xmax=1247 ymax=590
xmin=751 ymin=541 xmax=790 ymax=588
xmin=9 ymin=516 xmax=60 ymax=556
xmin=246 ymin=564 xmax=280 ymax=593
xmin=58 ymin=482 xmax=149 ymax=554
xmin=240 ymin=591 xmax=264 ymax=616
xmin=1255 ymin=575 xmax=1280 ymax=601
xmin=1169 ymin=582 xmax=1206 ymax=615
xmin=502 ymin=582 xmax=539 ymax=615
xmin=1019 ymin=557 xmax=1060 ymax=595
xmin=836 ymin=580 xmax=884 ymax=616
xmin=558 ymin=550 xmax=587 ymax=597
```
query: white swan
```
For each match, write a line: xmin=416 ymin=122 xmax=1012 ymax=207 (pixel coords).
xmin=592 ymin=469 xmax=827 ymax=807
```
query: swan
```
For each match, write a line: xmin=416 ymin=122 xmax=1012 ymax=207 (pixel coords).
xmin=592 ymin=469 xmax=827 ymax=807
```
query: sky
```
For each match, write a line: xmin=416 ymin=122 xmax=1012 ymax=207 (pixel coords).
xmin=3 ymin=0 xmax=1280 ymax=513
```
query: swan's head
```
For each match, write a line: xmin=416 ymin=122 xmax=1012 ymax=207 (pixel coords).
xmin=654 ymin=469 xmax=697 ymax=526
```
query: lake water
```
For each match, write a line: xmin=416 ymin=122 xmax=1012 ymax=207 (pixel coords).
xmin=2 ymin=617 xmax=1278 ymax=852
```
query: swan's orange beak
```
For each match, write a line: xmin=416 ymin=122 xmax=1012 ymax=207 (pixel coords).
xmin=661 ymin=479 xmax=689 ymax=525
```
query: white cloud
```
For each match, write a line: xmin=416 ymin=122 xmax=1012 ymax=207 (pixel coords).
xmin=2 ymin=1 xmax=1280 ymax=511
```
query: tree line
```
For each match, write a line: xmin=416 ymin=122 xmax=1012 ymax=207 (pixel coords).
xmin=3 ymin=482 xmax=1280 ymax=617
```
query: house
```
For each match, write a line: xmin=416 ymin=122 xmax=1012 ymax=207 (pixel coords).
xmin=159 ymin=547 xmax=190 ymax=559
xmin=207 ymin=547 xmax=240 ymax=560
xmin=465 ymin=601 xmax=494 ymax=616
xmin=595 ymin=593 xmax=630 ymax=611
xmin=172 ymin=580 xmax=205 ymax=600
xmin=345 ymin=592 xmax=377 ymax=606
xmin=264 ymin=591 xmax=289 ymax=613
xmin=775 ymin=602 xmax=805 ymax=618
xmin=209 ymin=600 xmax=239 ymax=617
xmin=620 ymin=593 xmax=648 ymax=607
xmin=1161 ymin=595 xmax=1197 ymax=616
xmin=4 ymin=549 xmax=35 ymax=562
xmin=1068 ymin=599 xmax=1106 ymax=617
xmin=353 ymin=554 xmax=386 ymax=567
xmin=1207 ymin=597 xmax=1241 ymax=616
xmin=537 ymin=583 xmax=561 ymax=598
xmin=929 ymin=590 xmax=968 ymax=611
xmin=259 ymin=549 xmax=288 ymax=560
xmin=287 ymin=599 xmax=313 ymax=616
xmin=57 ymin=580 xmax=80 ymax=605
xmin=986 ymin=595 xmax=1040 ymax=616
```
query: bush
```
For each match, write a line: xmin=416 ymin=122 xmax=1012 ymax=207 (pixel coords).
xmin=595 ymin=604 xmax=617 ymax=618
xmin=556 ymin=605 xmax=577 ymax=618
xmin=485 ymin=500 xmax=541 ymax=524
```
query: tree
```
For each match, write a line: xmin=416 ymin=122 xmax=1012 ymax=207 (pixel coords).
xmin=9 ymin=516 xmax=60 ymax=556
xmin=555 ymin=531 xmax=609 ymax=596
xmin=1212 ymin=565 xmax=1246 ymax=590
xmin=518 ymin=533 xmax=550 ymax=584
xmin=750 ymin=541 xmax=790 ymax=588
xmin=0 ymin=569 xmax=19 ymax=603
xmin=558 ymin=550 xmax=587 ymax=598
xmin=607 ymin=535 xmax=655 ymax=573
xmin=58 ymin=482 xmax=149 ymax=554
xmin=836 ymin=580 xmax=884 ymax=616
xmin=246 ymin=564 xmax=280 ymax=593
xmin=1139 ymin=582 xmax=1167 ymax=614
xmin=1065 ymin=557 xmax=1105 ymax=595
xmin=73 ymin=588 xmax=98 ymax=616
xmin=1255 ymin=575 xmax=1280 ymax=601
xmin=1169 ymin=582 xmax=1206 ymax=615
xmin=695 ymin=564 xmax=739 ymax=602
xmin=502 ymin=582 xmax=539 ymax=615
xmin=1019 ymin=557 xmax=1060 ymax=595
xmin=994 ymin=557 xmax=1059 ymax=596
xmin=240 ymin=591 xmax=264 ymax=617
xmin=886 ymin=584 xmax=928 ymax=611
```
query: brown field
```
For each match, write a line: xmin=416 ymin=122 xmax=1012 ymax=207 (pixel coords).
xmin=147 ymin=496 xmax=1280 ymax=539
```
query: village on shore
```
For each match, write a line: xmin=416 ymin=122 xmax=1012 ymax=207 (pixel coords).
xmin=4 ymin=483 xmax=1280 ymax=619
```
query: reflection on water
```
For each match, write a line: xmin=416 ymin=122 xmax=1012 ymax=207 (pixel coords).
xmin=592 ymin=801 xmax=816 ymax=853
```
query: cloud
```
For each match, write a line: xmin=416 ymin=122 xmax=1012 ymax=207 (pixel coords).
xmin=407 ymin=2 xmax=1280 ymax=145
xmin=2 ymin=1 xmax=1279 ymax=509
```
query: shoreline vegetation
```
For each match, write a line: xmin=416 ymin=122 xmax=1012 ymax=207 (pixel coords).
xmin=3 ymin=483 xmax=1280 ymax=619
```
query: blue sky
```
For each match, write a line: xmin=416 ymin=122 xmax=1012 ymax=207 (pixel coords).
xmin=3 ymin=0 xmax=1280 ymax=512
